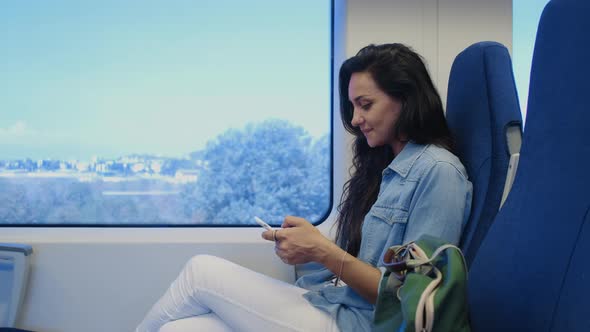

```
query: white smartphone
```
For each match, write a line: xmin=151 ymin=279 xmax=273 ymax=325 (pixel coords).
xmin=254 ymin=216 xmax=273 ymax=231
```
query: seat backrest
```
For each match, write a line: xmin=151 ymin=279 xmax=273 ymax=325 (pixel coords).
xmin=445 ymin=41 xmax=522 ymax=266
xmin=468 ymin=0 xmax=590 ymax=330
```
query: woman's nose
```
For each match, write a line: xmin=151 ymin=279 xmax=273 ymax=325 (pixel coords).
xmin=351 ymin=109 xmax=363 ymax=127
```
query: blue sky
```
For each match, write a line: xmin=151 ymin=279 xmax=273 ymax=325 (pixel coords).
xmin=513 ymin=0 xmax=551 ymax=122
xmin=1 ymin=0 xmax=550 ymax=161
xmin=0 ymin=0 xmax=331 ymax=160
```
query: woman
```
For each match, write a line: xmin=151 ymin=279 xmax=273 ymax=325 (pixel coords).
xmin=136 ymin=43 xmax=472 ymax=332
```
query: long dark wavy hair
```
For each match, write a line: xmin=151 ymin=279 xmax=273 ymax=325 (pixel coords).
xmin=336 ymin=43 xmax=455 ymax=257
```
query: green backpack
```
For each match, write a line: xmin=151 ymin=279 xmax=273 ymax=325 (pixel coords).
xmin=372 ymin=234 xmax=471 ymax=332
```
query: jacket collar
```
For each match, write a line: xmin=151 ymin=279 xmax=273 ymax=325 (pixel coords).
xmin=387 ymin=141 xmax=428 ymax=178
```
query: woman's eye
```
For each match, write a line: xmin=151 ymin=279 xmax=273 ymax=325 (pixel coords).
xmin=361 ymin=103 xmax=372 ymax=110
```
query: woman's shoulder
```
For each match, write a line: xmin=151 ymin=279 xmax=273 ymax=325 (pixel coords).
xmin=422 ymin=144 xmax=461 ymax=163
xmin=415 ymin=144 xmax=468 ymax=178
xmin=389 ymin=142 xmax=467 ymax=180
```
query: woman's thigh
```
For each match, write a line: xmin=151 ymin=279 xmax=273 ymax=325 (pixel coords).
xmin=182 ymin=254 xmax=339 ymax=332
xmin=159 ymin=313 xmax=232 ymax=332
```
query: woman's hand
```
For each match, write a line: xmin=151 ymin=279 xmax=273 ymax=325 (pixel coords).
xmin=261 ymin=216 xmax=336 ymax=265
xmin=262 ymin=216 xmax=381 ymax=304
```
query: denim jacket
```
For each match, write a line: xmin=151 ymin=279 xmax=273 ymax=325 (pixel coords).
xmin=296 ymin=142 xmax=473 ymax=332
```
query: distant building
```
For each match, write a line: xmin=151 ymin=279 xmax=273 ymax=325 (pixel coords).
xmin=131 ymin=163 xmax=145 ymax=173
xmin=150 ymin=160 xmax=163 ymax=174
xmin=174 ymin=169 xmax=198 ymax=183
xmin=76 ymin=162 xmax=90 ymax=172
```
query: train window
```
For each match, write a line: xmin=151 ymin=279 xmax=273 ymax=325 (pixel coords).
xmin=0 ymin=0 xmax=333 ymax=227
xmin=513 ymin=0 xmax=550 ymax=123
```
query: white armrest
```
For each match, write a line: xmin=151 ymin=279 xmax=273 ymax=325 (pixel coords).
xmin=500 ymin=153 xmax=520 ymax=209
xmin=0 ymin=243 xmax=33 ymax=328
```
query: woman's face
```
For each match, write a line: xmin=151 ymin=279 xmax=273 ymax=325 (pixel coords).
xmin=348 ymin=71 xmax=403 ymax=151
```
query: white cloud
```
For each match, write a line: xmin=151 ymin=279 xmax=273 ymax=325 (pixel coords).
xmin=0 ymin=121 xmax=37 ymax=137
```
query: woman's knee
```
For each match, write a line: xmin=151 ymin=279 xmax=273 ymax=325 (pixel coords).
xmin=183 ymin=255 xmax=234 ymax=287
xmin=186 ymin=254 xmax=222 ymax=269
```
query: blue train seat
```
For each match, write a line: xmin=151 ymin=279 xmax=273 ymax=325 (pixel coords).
xmin=468 ymin=0 xmax=590 ymax=330
xmin=446 ymin=41 xmax=523 ymax=266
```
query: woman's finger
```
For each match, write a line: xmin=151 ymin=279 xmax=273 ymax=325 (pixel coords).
xmin=282 ymin=216 xmax=307 ymax=228
xmin=261 ymin=229 xmax=275 ymax=241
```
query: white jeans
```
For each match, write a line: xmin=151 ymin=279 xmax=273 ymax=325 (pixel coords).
xmin=136 ymin=255 xmax=340 ymax=332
